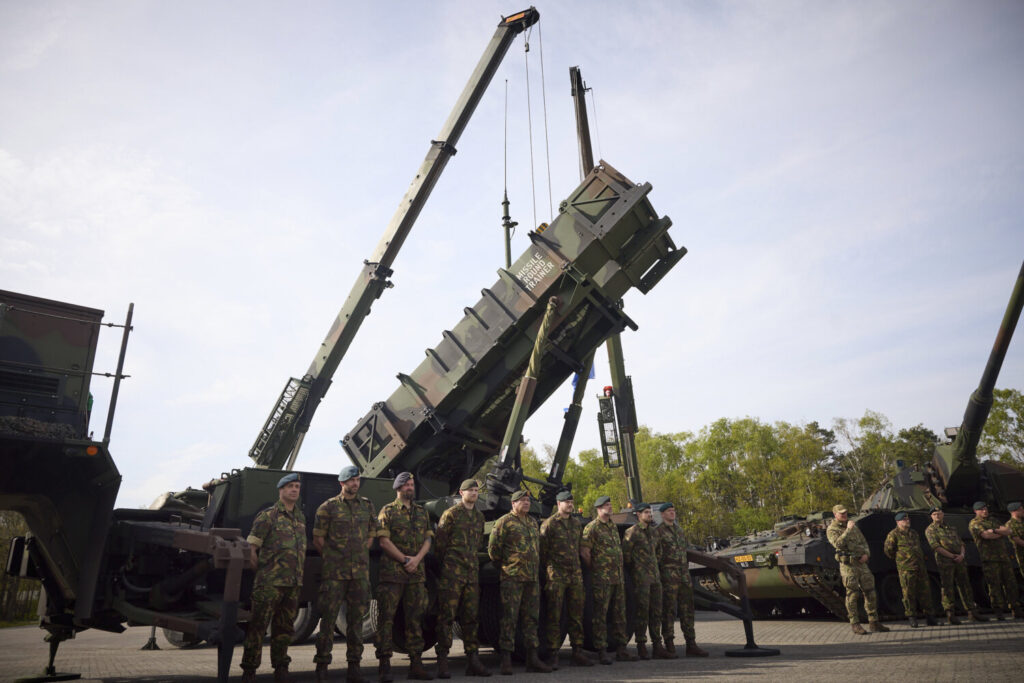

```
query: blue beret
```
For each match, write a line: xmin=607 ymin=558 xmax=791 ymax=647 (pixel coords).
xmin=556 ymin=490 xmax=574 ymax=502
xmin=1007 ymin=501 xmax=1021 ymax=512
xmin=594 ymin=495 xmax=612 ymax=508
xmin=635 ymin=502 xmax=650 ymax=512
xmin=339 ymin=465 xmax=360 ymax=481
xmin=277 ymin=472 xmax=299 ymax=488
xmin=393 ymin=472 xmax=413 ymax=490
xmin=894 ymin=512 xmax=907 ymax=521
xmin=658 ymin=502 xmax=675 ymax=513
xmin=973 ymin=501 xmax=988 ymax=511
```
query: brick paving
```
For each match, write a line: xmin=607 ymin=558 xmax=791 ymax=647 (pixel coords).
xmin=1 ymin=612 xmax=1021 ymax=682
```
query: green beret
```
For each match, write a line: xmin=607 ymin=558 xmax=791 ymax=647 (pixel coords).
xmin=594 ymin=495 xmax=612 ymax=508
xmin=338 ymin=465 xmax=360 ymax=481
xmin=635 ymin=502 xmax=650 ymax=512
xmin=459 ymin=479 xmax=480 ymax=491
xmin=1008 ymin=502 xmax=1022 ymax=512
xmin=658 ymin=502 xmax=674 ymax=513
xmin=929 ymin=507 xmax=942 ymax=514
xmin=277 ymin=472 xmax=299 ymax=488
xmin=393 ymin=472 xmax=413 ymax=490
xmin=556 ymin=490 xmax=574 ymax=502
xmin=973 ymin=501 xmax=987 ymax=511
xmin=894 ymin=512 xmax=907 ymax=521
xmin=510 ymin=489 xmax=530 ymax=502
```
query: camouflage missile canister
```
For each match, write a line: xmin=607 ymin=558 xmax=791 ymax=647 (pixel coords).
xmin=343 ymin=162 xmax=683 ymax=494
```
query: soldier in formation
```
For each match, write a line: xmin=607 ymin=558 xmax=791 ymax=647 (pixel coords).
xmin=312 ymin=465 xmax=377 ymax=683
xmin=581 ymin=495 xmax=636 ymax=664
xmin=653 ymin=502 xmax=707 ymax=657
xmin=538 ymin=491 xmax=594 ymax=669
xmin=376 ymin=472 xmax=434 ymax=681
xmin=968 ymin=501 xmax=1022 ymax=619
xmin=434 ymin=479 xmax=491 ymax=678
xmin=623 ymin=503 xmax=670 ymax=660
xmin=487 ymin=489 xmax=550 ymax=675
xmin=882 ymin=512 xmax=939 ymax=627
xmin=826 ymin=504 xmax=889 ymax=635
xmin=1008 ymin=501 xmax=1024 ymax=573
xmin=924 ymin=506 xmax=987 ymax=624
xmin=241 ymin=473 xmax=307 ymax=683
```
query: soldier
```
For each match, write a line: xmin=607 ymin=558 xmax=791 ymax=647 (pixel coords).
xmin=1008 ymin=502 xmax=1024 ymax=573
xmin=376 ymin=472 xmax=434 ymax=682
xmin=968 ymin=501 xmax=1022 ymax=619
xmin=313 ymin=465 xmax=377 ymax=683
xmin=434 ymin=479 xmax=490 ymax=678
xmin=241 ymin=473 xmax=307 ymax=683
xmin=882 ymin=512 xmax=939 ymax=627
xmin=653 ymin=502 xmax=707 ymax=657
xmin=581 ymin=496 xmax=636 ymax=664
xmin=622 ymin=503 xmax=669 ymax=660
xmin=538 ymin=491 xmax=594 ymax=669
xmin=826 ymin=504 xmax=889 ymax=635
xmin=487 ymin=489 xmax=550 ymax=675
xmin=924 ymin=506 xmax=987 ymax=624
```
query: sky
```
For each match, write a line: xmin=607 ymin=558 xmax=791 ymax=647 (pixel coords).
xmin=2 ymin=1 xmax=1022 ymax=508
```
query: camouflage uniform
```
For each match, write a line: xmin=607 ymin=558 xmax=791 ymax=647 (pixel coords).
xmin=925 ymin=520 xmax=977 ymax=612
xmin=883 ymin=526 xmax=933 ymax=618
xmin=434 ymin=502 xmax=485 ymax=656
xmin=581 ymin=518 xmax=627 ymax=650
xmin=653 ymin=521 xmax=696 ymax=643
xmin=539 ymin=512 xmax=585 ymax=652
xmin=242 ymin=501 xmax=307 ymax=672
xmin=313 ymin=494 xmax=377 ymax=666
xmin=1007 ymin=516 xmax=1024 ymax=573
xmin=488 ymin=511 xmax=541 ymax=652
xmin=376 ymin=498 xmax=433 ymax=659
xmin=826 ymin=519 xmax=879 ymax=623
xmin=623 ymin=520 xmax=662 ymax=646
xmin=969 ymin=517 xmax=1020 ymax=612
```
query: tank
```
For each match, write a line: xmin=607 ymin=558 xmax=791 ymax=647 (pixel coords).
xmin=694 ymin=261 xmax=1024 ymax=619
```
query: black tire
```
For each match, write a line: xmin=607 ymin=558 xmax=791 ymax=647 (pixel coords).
xmin=336 ymin=598 xmax=379 ymax=641
xmin=877 ymin=572 xmax=903 ymax=617
xmin=162 ymin=628 xmax=203 ymax=649
xmin=291 ymin=603 xmax=320 ymax=644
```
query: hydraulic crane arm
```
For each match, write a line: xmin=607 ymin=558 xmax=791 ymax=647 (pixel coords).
xmin=250 ymin=8 xmax=540 ymax=470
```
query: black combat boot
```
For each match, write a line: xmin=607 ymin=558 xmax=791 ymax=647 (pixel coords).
xmin=868 ymin=621 xmax=890 ymax=633
xmin=543 ymin=650 xmax=559 ymax=670
xmin=379 ymin=658 xmax=394 ymax=683
xmin=598 ymin=648 xmax=614 ymax=665
xmin=499 ymin=651 xmax=513 ymax=676
xmin=570 ymin=646 xmax=595 ymax=666
xmin=315 ymin=662 xmax=329 ymax=682
xmin=407 ymin=653 xmax=434 ymax=680
xmin=968 ymin=609 xmax=989 ymax=623
xmin=947 ymin=610 xmax=961 ymax=625
xmin=685 ymin=639 xmax=709 ymax=656
xmin=274 ymin=665 xmax=291 ymax=683
xmin=465 ymin=652 xmax=491 ymax=677
xmin=994 ymin=607 xmax=1005 ymax=621
xmin=525 ymin=648 xmax=552 ymax=673
xmin=347 ymin=662 xmax=367 ymax=683
xmin=615 ymin=645 xmax=637 ymax=662
xmin=636 ymin=643 xmax=650 ymax=660
xmin=436 ymin=654 xmax=450 ymax=680
xmin=908 ymin=616 xmax=919 ymax=628
xmin=925 ymin=614 xmax=939 ymax=626
xmin=241 ymin=670 xmax=257 ymax=683
xmin=663 ymin=639 xmax=679 ymax=658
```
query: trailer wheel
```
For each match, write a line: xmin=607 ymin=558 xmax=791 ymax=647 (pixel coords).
xmin=162 ymin=628 xmax=204 ymax=649
xmin=336 ymin=598 xmax=379 ymax=641
xmin=290 ymin=603 xmax=320 ymax=644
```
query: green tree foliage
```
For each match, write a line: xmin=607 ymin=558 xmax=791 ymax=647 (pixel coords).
xmin=979 ymin=388 xmax=1024 ymax=465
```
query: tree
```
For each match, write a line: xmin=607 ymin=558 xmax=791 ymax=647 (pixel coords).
xmin=978 ymin=388 xmax=1024 ymax=465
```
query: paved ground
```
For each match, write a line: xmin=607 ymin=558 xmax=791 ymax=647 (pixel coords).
xmin=2 ymin=612 xmax=1022 ymax=682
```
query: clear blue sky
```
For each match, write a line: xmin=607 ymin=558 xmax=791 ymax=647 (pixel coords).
xmin=2 ymin=1 xmax=1022 ymax=507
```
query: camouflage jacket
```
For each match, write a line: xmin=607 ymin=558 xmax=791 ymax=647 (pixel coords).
xmin=826 ymin=519 xmax=870 ymax=562
xmin=248 ymin=500 xmax=306 ymax=588
xmin=378 ymin=498 xmax=434 ymax=583
xmin=435 ymin=503 xmax=485 ymax=583
xmin=925 ymin=520 xmax=963 ymax=563
xmin=883 ymin=527 xmax=926 ymax=571
xmin=581 ymin=517 xmax=623 ymax=585
xmin=623 ymin=520 xmax=660 ymax=586
xmin=969 ymin=517 xmax=1010 ymax=563
xmin=488 ymin=511 xmax=539 ymax=582
xmin=653 ymin=521 xmax=691 ymax=585
xmin=1008 ymin=517 xmax=1024 ymax=548
xmin=313 ymin=494 xmax=377 ymax=581
xmin=539 ymin=512 xmax=583 ymax=584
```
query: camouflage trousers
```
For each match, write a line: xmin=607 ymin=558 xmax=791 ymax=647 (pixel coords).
xmin=499 ymin=579 xmax=539 ymax=652
xmin=591 ymin=582 xmax=627 ymax=650
xmin=542 ymin=579 xmax=585 ymax=651
xmin=241 ymin=584 xmax=299 ymax=672
xmin=376 ymin=580 xmax=428 ymax=658
xmin=839 ymin=563 xmax=878 ymax=624
xmin=315 ymin=577 xmax=370 ymax=664
xmin=631 ymin=581 xmax=663 ymax=645
xmin=896 ymin=567 xmax=933 ymax=617
xmin=436 ymin=577 xmax=480 ymax=655
xmin=981 ymin=560 xmax=1020 ymax=611
xmin=661 ymin=575 xmax=696 ymax=642
xmin=936 ymin=560 xmax=977 ymax=611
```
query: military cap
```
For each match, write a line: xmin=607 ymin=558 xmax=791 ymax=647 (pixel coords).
xmin=338 ymin=465 xmax=360 ymax=481
xmin=635 ymin=502 xmax=650 ymax=512
xmin=555 ymin=490 xmax=574 ymax=502
xmin=973 ymin=501 xmax=988 ymax=511
xmin=832 ymin=504 xmax=848 ymax=515
xmin=393 ymin=472 xmax=414 ymax=490
xmin=894 ymin=511 xmax=907 ymax=521
xmin=277 ymin=472 xmax=299 ymax=488
xmin=510 ymin=489 xmax=530 ymax=502
xmin=1008 ymin=501 xmax=1022 ymax=512
xmin=929 ymin=506 xmax=942 ymax=514
xmin=594 ymin=495 xmax=612 ymax=508
xmin=459 ymin=478 xmax=480 ymax=491
xmin=658 ymin=502 xmax=675 ymax=513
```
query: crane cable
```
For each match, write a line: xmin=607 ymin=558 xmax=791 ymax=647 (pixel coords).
xmin=523 ymin=27 xmax=537 ymax=229
xmin=537 ymin=22 xmax=553 ymax=222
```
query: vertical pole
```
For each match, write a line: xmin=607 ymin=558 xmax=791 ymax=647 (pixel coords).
xmin=103 ymin=302 xmax=133 ymax=446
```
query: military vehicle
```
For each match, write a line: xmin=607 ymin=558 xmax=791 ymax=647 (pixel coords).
xmin=693 ymin=261 xmax=1024 ymax=620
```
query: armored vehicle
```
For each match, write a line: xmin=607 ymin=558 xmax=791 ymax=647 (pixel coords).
xmin=694 ymin=261 xmax=1024 ymax=619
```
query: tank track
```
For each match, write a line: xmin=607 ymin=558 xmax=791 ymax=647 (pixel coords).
xmin=790 ymin=566 xmax=847 ymax=619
